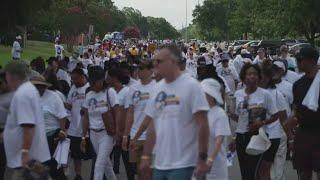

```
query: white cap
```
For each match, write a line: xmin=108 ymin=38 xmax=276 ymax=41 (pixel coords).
xmin=201 ymin=79 xmax=224 ymax=105
xmin=273 ymin=61 xmax=286 ymax=71
xmin=16 ymin=35 xmax=22 ymax=40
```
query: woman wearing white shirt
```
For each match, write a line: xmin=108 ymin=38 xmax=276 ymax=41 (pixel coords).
xmin=31 ymin=75 xmax=68 ymax=179
xmin=81 ymin=66 xmax=118 ymax=180
xmin=230 ymin=64 xmax=279 ymax=180
xmin=260 ymin=61 xmax=294 ymax=180
xmin=106 ymin=67 xmax=134 ymax=179
xmin=201 ymin=79 xmax=231 ymax=180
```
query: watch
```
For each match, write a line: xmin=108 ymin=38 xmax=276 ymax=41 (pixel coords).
xmin=199 ymin=152 xmax=208 ymax=161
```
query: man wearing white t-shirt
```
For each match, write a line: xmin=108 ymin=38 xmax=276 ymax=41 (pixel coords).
xmin=122 ymin=60 xmax=156 ymax=179
xmin=31 ymin=75 xmax=68 ymax=179
xmin=11 ymin=35 xmax=22 ymax=60
xmin=280 ymin=45 xmax=297 ymax=72
xmin=3 ymin=61 xmax=50 ymax=178
xmin=47 ymin=57 xmax=71 ymax=86
xmin=139 ymin=44 xmax=210 ymax=179
xmin=55 ymin=41 xmax=64 ymax=60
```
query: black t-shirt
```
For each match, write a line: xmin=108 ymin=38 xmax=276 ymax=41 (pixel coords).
xmin=293 ymin=75 xmax=320 ymax=132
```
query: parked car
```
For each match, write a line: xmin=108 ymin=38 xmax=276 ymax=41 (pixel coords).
xmin=251 ymin=40 xmax=285 ymax=56
xmin=289 ymin=43 xmax=311 ymax=54
xmin=281 ymin=39 xmax=308 ymax=47
xmin=242 ymin=40 xmax=260 ymax=49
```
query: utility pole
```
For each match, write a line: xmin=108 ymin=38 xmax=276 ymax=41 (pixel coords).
xmin=185 ymin=0 xmax=188 ymax=42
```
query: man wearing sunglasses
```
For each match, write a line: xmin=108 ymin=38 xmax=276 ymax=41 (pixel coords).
xmin=139 ymin=44 xmax=210 ymax=180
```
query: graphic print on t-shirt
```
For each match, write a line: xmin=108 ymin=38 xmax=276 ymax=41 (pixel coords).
xmin=221 ymin=69 xmax=232 ymax=77
xmin=88 ymin=98 xmax=108 ymax=111
xmin=248 ymin=105 xmax=266 ymax=123
xmin=155 ymin=91 xmax=180 ymax=109
xmin=132 ymin=90 xmax=150 ymax=105
xmin=71 ymin=91 xmax=86 ymax=102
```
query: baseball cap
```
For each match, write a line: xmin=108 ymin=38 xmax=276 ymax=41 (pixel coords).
xmin=220 ymin=53 xmax=231 ymax=61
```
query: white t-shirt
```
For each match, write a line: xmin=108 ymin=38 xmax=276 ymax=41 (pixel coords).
xmin=67 ymin=83 xmax=90 ymax=137
xmin=94 ymin=57 xmax=106 ymax=69
xmin=232 ymin=55 xmax=245 ymax=75
xmin=126 ymin=80 xmax=156 ymax=140
xmin=117 ymin=86 xmax=130 ymax=107
xmin=55 ymin=44 xmax=64 ymax=58
xmin=282 ymin=70 xmax=301 ymax=84
xmin=253 ymin=56 xmax=264 ymax=65
xmin=275 ymin=80 xmax=293 ymax=116
xmin=12 ymin=41 xmax=21 ymax=59
xmin=68 ymin=58 xmax=81 ymax=72
xmin=264 ymin=89 xmax=287 ymax=139
xmin=128 ymin=78 xmax=139 ymax=87
xmin=219 ymin=75 xmax=232 ymax=94
xmin=40 ymin=90 xmax=68 ymax=133
xmin=234 ymin=87 xmax=278 ymax=134
xmin=56 ymin=69 xmax=71 ymax=86
xmin=207 ymin=106 xmax=231 ymax=180
xmin=144 ymin=73 xmax=210 ymax=170
xmin=217 ymin=66 xmax=239 ymax=94
xmin=285 ymin=56 xmax=297 ymax=71
xmin=83 ymin=88 xmax=118 ymax=130
xmin=3 ymin=82 xmax=50 ymax=168
xmin=186 ymin=58 xmax=197 ymax=78
xmin=81 ymin=58 xmax=93 ymax=69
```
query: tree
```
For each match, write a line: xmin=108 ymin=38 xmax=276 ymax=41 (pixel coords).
xmin=147 ymin=17 xmax=180 ymax=39
xmin=192 ymin=0 xmax=230 ymax=41
xmin=123 ymin=26 xmax=141 ymax=39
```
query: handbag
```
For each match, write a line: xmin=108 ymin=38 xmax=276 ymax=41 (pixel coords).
xmin=101 ymin=88 xmax=116 ymax=136
xmin=246 ymin=128 xmax=271 ymax=155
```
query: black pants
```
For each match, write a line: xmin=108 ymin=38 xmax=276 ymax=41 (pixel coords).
xmin=113 ymin=145 xmax=136 ymax=180
xmin=236 ymin=133 xmax=262 ymax=180
xmin=46 ymin=130 xmax=67 ymax=180
xmin=0 ymin=142 xmax=6 ymax=180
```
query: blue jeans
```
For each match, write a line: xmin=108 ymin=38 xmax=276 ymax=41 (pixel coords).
xmin=153 ymin=167 xmax=194 ymax=180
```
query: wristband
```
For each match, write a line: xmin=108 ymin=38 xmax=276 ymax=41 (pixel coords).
xmin=21 ymin=149 xmax=29 ymax=153
xmin=81 ymin=137 xmax=86 ymax=140
xmin=207 ymin=157 xmax=214 ymax=163
xmin=288 ymin=139 xmax=294 ymax=144
xmin=141 ymin=155 xmax=151 ymax=160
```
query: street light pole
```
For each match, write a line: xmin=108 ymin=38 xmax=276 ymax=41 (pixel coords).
xmin=185 ymin=0 xmax=188 ymax=42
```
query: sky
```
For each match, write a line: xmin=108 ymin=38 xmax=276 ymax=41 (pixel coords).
xmin=112 ymin=0 xmax=203 ymax=29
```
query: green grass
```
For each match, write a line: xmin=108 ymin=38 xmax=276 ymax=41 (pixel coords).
xmin=0 ymin=40 xmax=71 ymax=67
